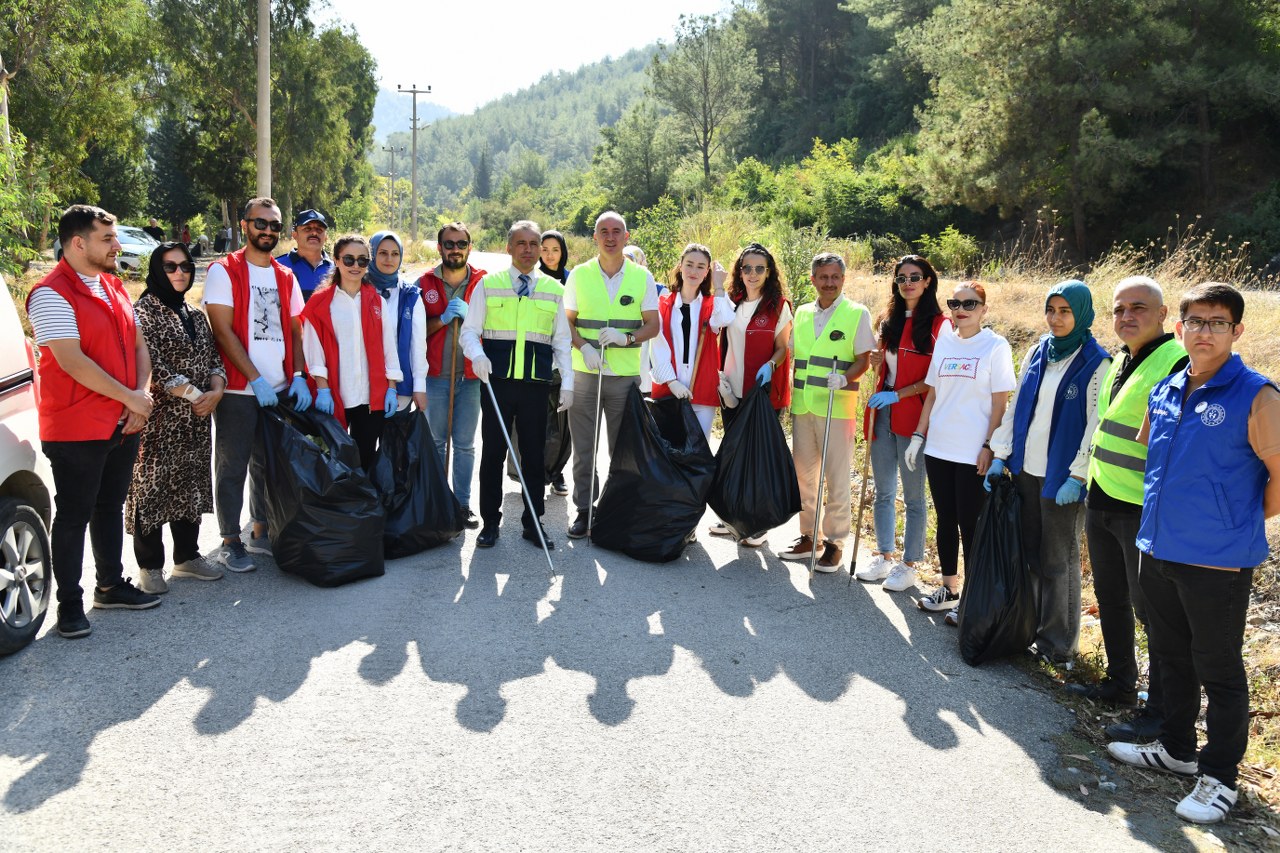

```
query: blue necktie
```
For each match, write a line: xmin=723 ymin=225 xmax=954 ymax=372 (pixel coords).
xmin=517 ymin=273 xmax=530 ymax=298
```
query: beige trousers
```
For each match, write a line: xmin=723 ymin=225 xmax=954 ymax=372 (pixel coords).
xmin=792 ymin=411 xmax=856 ymax=548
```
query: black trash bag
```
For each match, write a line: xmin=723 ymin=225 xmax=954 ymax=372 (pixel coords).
xmin=254 ymin=405 xmax=385 ymax=587
xmin=707 ymin=381 xmax=800 ymax=539
xmin=957 ymin=474 xmax=1036 ymax=665
xmin=592 ymin=385 xmax=716 ymax=562
xmin=371 ymin=409 xmax=464 ymax=557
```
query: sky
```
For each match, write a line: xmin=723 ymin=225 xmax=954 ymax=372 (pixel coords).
xmin=316 ymin=0 xmax=730 ymax=114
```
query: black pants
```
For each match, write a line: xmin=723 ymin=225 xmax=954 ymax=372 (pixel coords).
xmin=344 ymin=405 xmax=385 ymax=472
xmin=924 ymin=456 xmax=986 ymax=579
xmin=1086 ymin=507 xmax=1163 ymax=713
xmin=1141 ymin=556 xmax=1252 ymax=787
xmin=43 ymin=425 xmax=140 ymax=608
xmin=545 ymin=404 xmax=571 ymax=482
xmin=133 ymin=518 xmax=201 ymax=570
xmin=480 ymin=379 xmax=552 ymax=529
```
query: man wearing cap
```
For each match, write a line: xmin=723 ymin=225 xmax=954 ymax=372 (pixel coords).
xmin=276 ymin=209 xmax=333 ymax=302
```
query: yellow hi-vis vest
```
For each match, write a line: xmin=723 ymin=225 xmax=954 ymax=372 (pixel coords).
xmin=792 ymin=298 xmax=866 ymax=419
xmin=480 ymin=269 xmax=564 ymax=382
xmin=1087 ymin=337 xmax=1185 ymax=504
xmin=569 ymin=258 xmax=647 ymax=375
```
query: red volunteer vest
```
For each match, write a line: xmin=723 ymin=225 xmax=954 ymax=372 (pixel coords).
xmin=26 ymin=260 xmax=138 ymax=441
xmin=731 ymin=297 xmax=792 ymax=410
xmin=300 ymin=284 xmax=388 ymax=429
xmin=419 ymin=265 xmax=486 ymax=380
xmin=865 ymin=312 xmax=947 ymax=440
xmin=212 ymin=250 xmax=297 ymax=391
xmin=650 ymin=291 xmax=721 ymax=407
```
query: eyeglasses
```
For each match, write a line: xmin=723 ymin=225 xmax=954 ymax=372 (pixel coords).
xmin=162 ymin=261 xmax=195 ymax=274
xmin=440 ymin=239 xmax=470 ymax=250
xmin=248 ymin=217 xmax=284 ymax=233
xmin=895 ymin=273 xmax=925 ymax=284
xmin=340 ymin=255 xmax=370 ymax=268
xmin=946 ymin=299 xmax=983 ymax=311
xmin=740 ymin=264 xmax=767 ymax=275
xmin=1181 ymin=317 xmax=1236 ymax=334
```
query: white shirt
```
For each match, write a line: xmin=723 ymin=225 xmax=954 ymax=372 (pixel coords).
xmin=202 ymin=261 xmax=305 ymax=394
xmin=563 ymin=258 xmax=660 ymax=378
xmin=381 ymin=285 xmax=429 ymax=394
xmin=301 ymin=287 xmax=403 ymax=408
xmin=649 ymin=290 xmax=735 ymax=387
xmin=722 ymin=297 xmax=795 ymax=398
xmin=923 ymin=326 xmax=1018 ymax=465
xmin=459 ymin=267 xmax=574 ymax=391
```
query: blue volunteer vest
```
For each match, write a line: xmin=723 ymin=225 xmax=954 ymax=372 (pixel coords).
xmin=391 ymin=283 xmax=420 ymax=397
xmin=1008 ymin=335 xmax=1109 ymax=498
xmin=1137 ymin=354 xmax=1274 ymax=568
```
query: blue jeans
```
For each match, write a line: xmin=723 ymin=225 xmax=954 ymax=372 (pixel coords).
xmin=425 ymin=375 xmax=481 ymax=507
xmin=870 ymin=409 xmax=927 ymax=563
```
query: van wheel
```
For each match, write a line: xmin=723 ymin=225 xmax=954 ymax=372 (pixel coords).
xmin=0 ymin=498 xmax=52 ymax=655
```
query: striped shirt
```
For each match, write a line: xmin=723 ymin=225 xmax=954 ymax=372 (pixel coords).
xmin=27 ymin=274 xmax=121 ymax=344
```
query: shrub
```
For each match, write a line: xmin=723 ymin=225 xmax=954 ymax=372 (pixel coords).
xmin=918 ymin=225 xmax=981 ymax=275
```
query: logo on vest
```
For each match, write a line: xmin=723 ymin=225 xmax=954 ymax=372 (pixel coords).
xmin=1196 ymin=401 xmax=1227 ymax=427
xmin=754 ymin=314 xmax=770 ymax=327
xmin=425 ymin=289 xmax=440 ymax=304
xmin=1064 ymin=383 xmax=1079 ymax=400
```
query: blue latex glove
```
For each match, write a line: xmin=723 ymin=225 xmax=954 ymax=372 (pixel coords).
xmin=440 ymin=297 xmax=468 ymax=325
xmin=248 ymin=376 xmax=278 ymax=407
xmin=867 ymin=390 xmax=899 ymax=410
xmin=288 ymin=376 xmax=312 ymax=411
xmin=315 ymin=388 xmax=334 ymax=415
xmin=1055 ymin=478 xmax=1084 ymax=505
xmin=383 ymin=387 xmax=398 ymax=417
xmin=983 ymin=458 xmax=1005 ymax=492
xmin=755 ymin=360 xmax=774 ymax=386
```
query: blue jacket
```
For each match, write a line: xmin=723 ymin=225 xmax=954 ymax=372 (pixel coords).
xmin=388 ymin=282 xmax=420 ymax=398
xmin=1137 ymin=353 xmax=1274 ymax=568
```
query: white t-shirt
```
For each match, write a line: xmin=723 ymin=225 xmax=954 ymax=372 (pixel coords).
xmin=202 ymin=261 xmax=305 ymax=394
xmin=723 ymin=298 xmax=795 ymax=397
xmin=923 ymin=327 xmax=1017 ymax=465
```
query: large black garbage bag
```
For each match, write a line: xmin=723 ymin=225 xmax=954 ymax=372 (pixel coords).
xmin=958 ymin=474 xmax=1036 ymax=665
xmin=707 ymin=381 xmax=800 ymax=539
xmin=254 ymin=405 xmax=385 ymax=587
xmin=371 ymin=409 xmax=464 ymax=557
xmin=592 ymin=386 xmax=716 ymax=562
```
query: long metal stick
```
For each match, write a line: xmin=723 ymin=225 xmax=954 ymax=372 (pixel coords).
xmin=809 ymin=367 xmax=838 ymax=579
xmin=444 ymin=318 xmax=460 ymax=471
xmin=849 ymin=401 xmax=876 ymax=586
xmin=482 ymin=379 xmax=556 ymax=580
xmin=586 ymin=343 xmax=607 ymax=542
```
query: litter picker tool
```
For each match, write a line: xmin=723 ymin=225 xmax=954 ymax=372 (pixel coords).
xmin=587 ymin=343 xmax=607 ymax=542
xmin=809 ymin=366 xmax=839 ymax=580
xmin=849 ymin=395 xmax=875 ymax=586
xmin=482 ymin=379 xmax=556 ymax=580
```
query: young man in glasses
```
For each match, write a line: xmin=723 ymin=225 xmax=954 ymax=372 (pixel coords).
xmin=276 ymin=208 xmax=333 ymax=302
xmin=1107 ymin=282 xmax=1280 ymax=824
xmin=418 ymin=222 xmax=486 ymax=528
xmin=203 ymin=197 xmax=312 ymax=573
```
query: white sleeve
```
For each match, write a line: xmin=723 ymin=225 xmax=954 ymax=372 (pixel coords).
xmin=201 ymin=263 xmax=234 ymax=308
xmin=553 ymin=302 xmax=574 ymax=391
xmin=709 ymin=295 xmax=735 ymax=333
xmin=992 ymin=337 xmax=1019 ymax=393
xmin=302 ymin=318 xmax=327 ymax=380
xmin=925 ymin=335 xmax=945 ymax=387
xmin=562 ymin=271 xmax=579 ymax=312
xmin=641 ymin=273 xmax=660 ymax=311
xmin=289 ymin=277 xmax=305 ymax=317
xmin=382 ymin=297 xmax=402 ymax=382
xmin=648 ymin=313 xmax=676 ymax=386
xmin=853 ymin=309 xmax=877 ymax=355
xmin=459 ymin=281 xmax=487 ymax=361
xmin=26 ymin=288 xmax=79 ymax=343
xmin=411 ymin=297 xmax=428 ymax=392
xmin=989 ymin=343 xmax=1036 ymax=459
xmin=1072 ymin=357 xmax=1112 ymax=480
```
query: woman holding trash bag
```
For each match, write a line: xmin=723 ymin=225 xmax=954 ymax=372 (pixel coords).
xmin=125 ymin=243 xmax=227 ymax=594
xmin=987 ymin=280 xmax=1110 ymax=666
xmin=856 ymin=255 xmax=950 ymax=593
xmin=368 ymin=230 xmax=428 ymax=413
xmin=905 ymin=282 xmax=1017 ymax=621
xmin=650 ymin=243 xmax=735 ymax=440
xmin=301 ymin=234 xmax=403 ymax=471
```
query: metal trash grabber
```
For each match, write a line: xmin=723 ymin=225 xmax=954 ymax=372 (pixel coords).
xmin=445 ymin=318 xmax=460 ymax=471
xmin=849 ymin=400 xmax=876 ymax=586
xmin=809 ymin=366 xmax=839 ymax=579
xmin=586 ymin=343 xmax=608 ymax=542
xmin=482 ymin=379 xmax=556 ymax=580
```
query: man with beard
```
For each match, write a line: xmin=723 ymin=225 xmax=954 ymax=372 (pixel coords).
xmin=203 ymin=197 xmax=312 ymax=573
xmin=26 ymin=205 xmax=160 ymax=638
xmin=419 ymin=222 xmax=486 ymax=528
xmin=276 ymin=208 xmax=332 ymax=302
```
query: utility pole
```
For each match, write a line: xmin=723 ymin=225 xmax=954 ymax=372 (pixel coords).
xmin=256 ymin=0 xmax=271 ymax=196
xmin=382 ymin=144 xmax=405 ymax=229
xmin=397 ymin=83 xmax=431 ymax=242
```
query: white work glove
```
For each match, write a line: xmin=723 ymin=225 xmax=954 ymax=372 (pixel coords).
xmin=579 ymin=343 xmax=602 ymax=371
xmin=827 ymin=373 xmax=848 ymax=391
xmin=718 ymin=373 xmax=738 ymax=408
xmin=471 ymin=354 xmax=493 ymax=384
xmin=597 ymin=328 xmax=628 ymax=347
xmin=667 ymin=380 xmax=692 ymax=400
xmin=558 ymin=389 xmax=573 ymax=412
xmin=904 ymin=435 xmax=925 ymax=472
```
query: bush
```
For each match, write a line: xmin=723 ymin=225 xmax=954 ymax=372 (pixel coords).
xmin=767 ymin=223 xmax=829 ymax=306
xmin=631 ymin=196 xmax=683 ymax=275
xmin=918 ymin=225 xmax=981 ymax=275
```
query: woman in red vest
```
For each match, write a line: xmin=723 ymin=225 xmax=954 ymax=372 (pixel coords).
xmin=300 ymin=234 xmax=403 ymax=470
xmin=650 ymin=243 xmax=734 ymax=440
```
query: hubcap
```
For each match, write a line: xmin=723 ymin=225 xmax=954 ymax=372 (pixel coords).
xmin=1 ymin=520 xmax=48 ymax=629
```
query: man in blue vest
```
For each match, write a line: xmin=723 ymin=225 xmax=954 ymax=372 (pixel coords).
xmin=1108 ymin=282 xmax=1280 ymax=825
xmin=276 ymin=209 xmax=333 ymax=302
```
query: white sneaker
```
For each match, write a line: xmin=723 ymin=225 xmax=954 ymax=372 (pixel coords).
xmin=882 ymin=562 xmax=918 ymax=592
xmin=1106 ymin=741 xmax=1197 ymax=777
xmin=740 ymin=531 xmax=767 ymax=548
xmin=137 ymin=569 xmax=168 ymax=595
xmin=1175 ymin=775 xmax=1237 ymax=824
xmin=708 ymin=522 xmax=734 ymax=537
xmin=854 ymin=554 xmax=892 ymax=582
xmin=917 ymin=585 xmax=960 ymax=612
xmin=172 ymin=555 xmax=224 ymax=581
xmin=944 ymin=607 xmax=959 ymax=627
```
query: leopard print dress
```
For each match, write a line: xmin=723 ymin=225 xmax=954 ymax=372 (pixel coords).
xmin=125 ymin=293 xmax=226 ymax=536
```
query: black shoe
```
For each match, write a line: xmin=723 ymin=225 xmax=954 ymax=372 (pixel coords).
xmin=522 ymin=525 xmax=555 ymax=550
xmin=1064 ymin=678 xmax=1139 ymax=706
xmin=92 ymin=579 xmax=161 ymax=610
xmin=476 ymin=526 xmax=499 ymax=548
xmin=549 ymin=476 xmax=569 ymax=497
xmin=462 ymin=509 xmax=480 ymax=530
xmin=1105 ymin=709 xmax=1164 ymax=742
xmin=56 ymin=606 xmax=92 ymax=639
xmin=567 ymin=513 xmax=590 ymax=540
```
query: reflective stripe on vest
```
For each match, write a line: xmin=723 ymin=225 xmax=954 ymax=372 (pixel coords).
xmin=570 ymin=259 xmax=646 ymax=375
xmin=791 ymin=299 xmax=866 ymax=419
xmin=1087 ymin=338 xmax=1185 ymax=504
xmin=481 ymin=270 xmax=564 ymax=382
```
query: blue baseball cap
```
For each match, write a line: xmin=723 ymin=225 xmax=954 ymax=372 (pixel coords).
xmin=293 ymin=209 xmax=327 ymax=229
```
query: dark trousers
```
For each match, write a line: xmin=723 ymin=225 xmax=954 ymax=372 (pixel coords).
xmin=344 ymin=405 xmax=385 ymax=472
xmin=480 ymin=379 xmax=552 ymax=529
xmin=1086 ymin=507 xmax=1163 ymax=713
xmin=924 ymin=456 xmax=986 ymax=578
xmin=545 ymin=404 xmax=571 ymax=482
xmin=133 ymin=518 xmax=201 ymax=570
xmin=1014 ymin=471 xmax=1084 ymax=661
xmin=1140 ymin=556 xmax=1252 ymax=786
xmin=43 ymin=425 xmax=140 ymax=608
xmin=214 ymin=393 xmax=266 ymax=538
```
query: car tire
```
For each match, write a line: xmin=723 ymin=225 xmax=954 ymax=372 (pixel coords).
xmin=0 ymin=498 xmax=52 ymax=655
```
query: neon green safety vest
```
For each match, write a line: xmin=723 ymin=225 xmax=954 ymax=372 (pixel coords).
xmin=792 ymin=298 xmax=867 ymax=419
xmin=569 ymin=258 xmax=647 ymax=376
xmin=1087 ymin=337 xmax=1185 ymax=504
xmin=480 ymin=269 xmax=564 ymax=382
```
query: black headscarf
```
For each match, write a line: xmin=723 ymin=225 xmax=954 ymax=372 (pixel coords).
xmin=143 ymin=241 xmax=197 ymax=338
xmin=539 ymin=230 xmax=569 ymax=283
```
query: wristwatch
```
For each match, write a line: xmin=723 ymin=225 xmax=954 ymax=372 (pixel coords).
xmin=626 ymin=332 xmax=635 ymax=346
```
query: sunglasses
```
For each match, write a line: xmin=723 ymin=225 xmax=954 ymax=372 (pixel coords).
xmin=946 ymin=299 xmax=983 ymax=311
xmin=440 ymin=239 xmax=470 ymax=250
xmin=895 ymin=273 xmax=925 ymax=284
xmin=740 ymin=264 xmax=767 ymax=275
xmin=248 ymin=217 xmax=284 ymax=233
xmin=340 ymin=255 xmax=370 ymax=268
xmin=162 ymin=261 xmax=195 ymax=274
